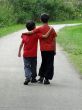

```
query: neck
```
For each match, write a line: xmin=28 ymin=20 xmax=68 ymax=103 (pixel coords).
xmin=43 ymin=23 xmax=48 ymax=25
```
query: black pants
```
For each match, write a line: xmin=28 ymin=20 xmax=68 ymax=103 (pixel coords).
xmin=39 ymin=51 xmax=54 ymax=80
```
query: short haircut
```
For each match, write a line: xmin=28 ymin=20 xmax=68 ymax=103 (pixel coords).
xmin=26 ymin=20 xmax=35 ymax=31
xmin=40 ymin=13 xmax=49 ymax=23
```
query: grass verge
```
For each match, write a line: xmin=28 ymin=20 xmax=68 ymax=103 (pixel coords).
xmin=57 ymin=25 xmax=82 ymax=74
xmin=0 ymin=24 xmax=24 ymax=37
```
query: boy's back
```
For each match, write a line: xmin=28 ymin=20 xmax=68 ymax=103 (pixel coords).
xmin=21 ymin=33 xmax=40 ymax=57
xmin=35 ymin=24 xmax=57 ymax=51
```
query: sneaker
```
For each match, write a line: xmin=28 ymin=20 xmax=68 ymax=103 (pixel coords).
xmin=44 ymin=79 xmax=50 ymax=84
xmin=38 ymin=77 xmax=44 ymax=83
xmin=31 ymin=78 xmax=37 ymax=83
xmin=24 ymin=79 xmax=30 ymax=85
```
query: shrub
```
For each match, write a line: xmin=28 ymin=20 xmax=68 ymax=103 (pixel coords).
xmin=0 ymin=0 xmax=15 ymax=27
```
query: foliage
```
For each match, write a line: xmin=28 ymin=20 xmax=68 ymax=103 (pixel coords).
xmin=0 ymin=0 xmax=82 ymax=26
xmin=8 ymin=0 xmax=82 ymax=23
xmin=0 ymin=0 xmax=15 ymax=27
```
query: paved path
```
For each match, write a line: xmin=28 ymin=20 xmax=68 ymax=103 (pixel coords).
xmin=0 ymin=24 xmax=82 ymax=110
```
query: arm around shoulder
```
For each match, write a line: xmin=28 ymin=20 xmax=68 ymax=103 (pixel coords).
xmin=42 ymin=27 xmax=53 ymax=38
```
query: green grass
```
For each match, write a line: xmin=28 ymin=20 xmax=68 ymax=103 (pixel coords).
xmin=57 ymin=25 xmax=82 ymax=74
xmin=0 ymin=24 xmax=25 ymax=37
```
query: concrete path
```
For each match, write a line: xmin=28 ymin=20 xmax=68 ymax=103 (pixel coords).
xmin=0 ymin=24 xmax=82 ymax=110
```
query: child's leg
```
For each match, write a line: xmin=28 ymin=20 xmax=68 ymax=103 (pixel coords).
xmin=30 ymin=57 xmax=37 ymax=81
xmin=23 ymin=57 xmax=32 ymax=80
xmin=38 ymin=51 xmax=46 ymax=78
xmin=44 ymin=51 xmax=54 ymax=80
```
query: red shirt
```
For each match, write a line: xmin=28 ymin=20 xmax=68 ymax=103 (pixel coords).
xmin=34 ymin=24 xmax=57 ymax=51
xmin=21 ymin=32 xmax=42 ymax=57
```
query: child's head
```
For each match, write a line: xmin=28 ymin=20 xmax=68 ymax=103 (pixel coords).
xmin=40 ymin=13 xmax=49 ymax=23
xmin=26 ymin=20 xmax=35 ymax=31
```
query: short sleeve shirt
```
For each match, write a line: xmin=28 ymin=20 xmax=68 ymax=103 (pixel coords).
xmin=21 ymin=32 xmax=42 ymax=57
xmin=33 ymin=24 xmax=57 ymax=51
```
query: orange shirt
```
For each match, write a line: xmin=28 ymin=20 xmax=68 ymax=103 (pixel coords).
xmin=34 ymin=24 xmax=57 ymax=51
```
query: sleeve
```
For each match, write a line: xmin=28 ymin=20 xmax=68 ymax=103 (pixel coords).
xmin=33 ymin=27 xmax=42 ymax=34
xmin=21 ymin=34 xmax=25 ymax=44
xmin=37 ymin=33 xmax=42 ymax=39
xmin=33 ymin=27 xmax=42 ymax=39
xmin=52 ymin=28 xmax=57 ymax=38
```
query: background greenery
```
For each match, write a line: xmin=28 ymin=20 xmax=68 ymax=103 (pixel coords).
xmin=0 ymin=0 xmax=82 ymax=27
xmin=57 ymin=25 xmax=82 ymax=74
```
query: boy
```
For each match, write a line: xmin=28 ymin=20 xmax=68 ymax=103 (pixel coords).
xmin=27 ymin=13 xmax=57 ymax=84
xmin=18 ymin=20 xmax=52 ymax=85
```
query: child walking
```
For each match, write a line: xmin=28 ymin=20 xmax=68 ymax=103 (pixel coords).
xmin=38 ymin=13 xmax=57 ymax=84
xmin=18 ymin=20 xmax=52 ymax=85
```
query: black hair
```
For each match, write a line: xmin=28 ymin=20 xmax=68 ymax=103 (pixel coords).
xmin=26 ymin=20 xmax=35 ymax=31
xmin=40 ymin=13 xmax=49 ymax=23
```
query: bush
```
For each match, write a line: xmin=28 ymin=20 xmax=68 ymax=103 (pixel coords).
xmin=0 ymin=0 xmax=15 ymax=27
xmin=0 ymin=0 xmax=82 ymax=25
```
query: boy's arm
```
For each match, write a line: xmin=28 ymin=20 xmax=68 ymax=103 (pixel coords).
xmin=53 ymin=37 xmax=56 ymax=55
xmin=42 ymin=27 xmax=52 ymax=38
xmin=18 ymin=42 xmax=23 ymax=57
xmin=26 ymin=27 xmax=52 ymax=38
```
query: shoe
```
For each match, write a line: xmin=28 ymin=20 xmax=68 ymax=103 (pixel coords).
xmin=38 ymin=77 xmax=44 ymax=83
xmin=44 ymin=79 xmax=50 ymax=84
xmin=31 ymin=78 xmax=37 ymax=83
xmin=24 ymin=79 xmax=30 ymax=85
